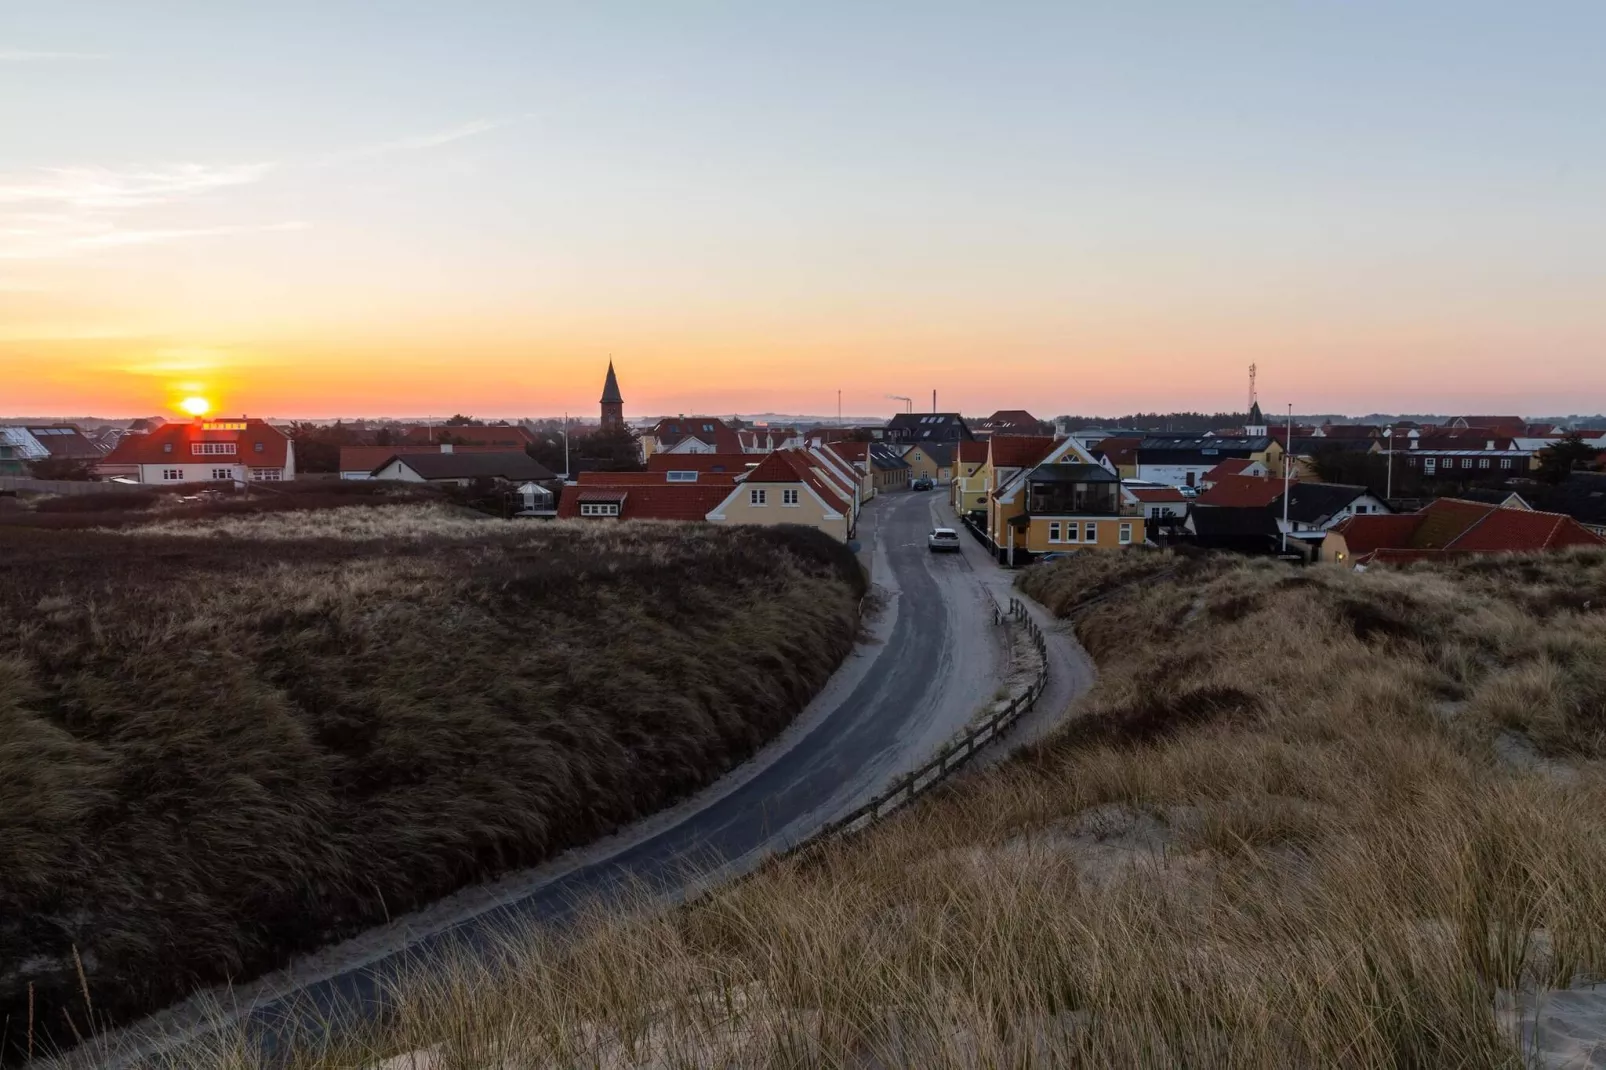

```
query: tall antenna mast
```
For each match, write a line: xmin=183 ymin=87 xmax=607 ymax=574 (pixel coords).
xmin=1248 ymin=363 xmax=1258 ymax=413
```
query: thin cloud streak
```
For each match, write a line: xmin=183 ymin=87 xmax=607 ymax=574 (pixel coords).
xmin=0 ymin=49 xmax=106 ymax=61
xmin=321 ymin=117 xmax=514 ymax=164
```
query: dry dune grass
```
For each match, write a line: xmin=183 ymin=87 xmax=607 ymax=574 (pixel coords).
xmin=113 ymin=546 xmax=1606 ymax=1069
xmin=0 ymin=506 xmax=864 ymax=1061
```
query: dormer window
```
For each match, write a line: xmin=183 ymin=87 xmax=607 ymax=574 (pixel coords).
xmin=254 ymin=442 xmax=265 ymax=453
xmin=163 ymin=442 xmax=173 ymax=453
xmin=666 ymin=471 xmax=697 ymax=482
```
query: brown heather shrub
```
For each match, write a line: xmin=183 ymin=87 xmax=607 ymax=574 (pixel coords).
xmin=65 ymin=547 xmax=1606 ymax=1068
xmin=0 ymin=507 xmax=864 ymax=1060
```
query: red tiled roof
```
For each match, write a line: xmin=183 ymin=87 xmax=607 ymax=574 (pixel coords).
xmin=989 ymin=434 xmax=1057 ymax=469
xmin=827 ymin=440 xmax=870 ymax=464
xmin=648 ymin=417 xmax=744 ymax=453
xmin=741 ymin=449 xmax=849 ymax=513
xmin=1128 ymin=487 xmax=1186 ymax=503
xmin=340 ymin=444 xmax=507 ymax=472
xmin=1330 ymin=513 xmax=1420 ymax=555
xmin=1411 ymin=498 xmax=1493 ymax=548
xmin=1195 ymin=475 xmax=1286 ymax=508
xmin=1203 ymin=458 xmax=1259 ymax=482
xmin=1455 ymin=416 xmax=1527 ymax=436
xmin=558 ymin=483 xmax=729 ymax=521
xmin=102 ymin=419 xmax=290 ymax=468
xmin=956 ymin=440 xmax=989 ymax=464
xmin=1334 ymin=498 xmax=1605 ymax=561
xmin=1446 ymin=505 xmax=1605 ymax=552
xmin=646 ymin=453 xmax=758 ymax=474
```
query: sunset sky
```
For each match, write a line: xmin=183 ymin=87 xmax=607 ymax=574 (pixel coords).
xmin=3 ymin=2 xmax=1604 ymax=420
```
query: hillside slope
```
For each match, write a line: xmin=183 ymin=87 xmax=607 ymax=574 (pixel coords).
xmin=0 ymin=505 xmax=864 ymax=1058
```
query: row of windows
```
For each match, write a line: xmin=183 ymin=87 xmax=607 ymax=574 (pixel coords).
xmin=163 ymin=440 xmax=267 ymax=454
xmin=1047 ymin=521 xmax=1133 ymax=545
xmin=580 ymin=502 xmax=620 ymax=516
xmin=749 ymin=488 xmax=802 ymax=506
xmin=249 ymin=468 xmax=283 ymax=481
xmin=1413 ymin=456 xmax=1515 ymax=470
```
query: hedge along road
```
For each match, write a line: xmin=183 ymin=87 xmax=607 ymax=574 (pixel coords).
xmin=97 ymin=490 xmax=1059 ymax=1063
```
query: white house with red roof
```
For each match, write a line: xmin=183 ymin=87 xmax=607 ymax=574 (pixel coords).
xmin=98 ymin=418 xmax=295 ymax=484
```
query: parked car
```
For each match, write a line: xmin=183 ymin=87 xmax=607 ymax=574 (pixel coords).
xmin=928 ymin=527 xmax=961 ymax=553
xmin=1034 ymin=552 xmax=1070 ymax=564
xmin=912 ymin=477 xmax=934 ymax=491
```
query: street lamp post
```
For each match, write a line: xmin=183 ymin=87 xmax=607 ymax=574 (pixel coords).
xmin=1384 ymin=426 xmax=1394 ymax=502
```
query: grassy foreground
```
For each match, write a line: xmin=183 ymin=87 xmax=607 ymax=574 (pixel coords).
xmin=130 ymin=546 xmax=1606 ymax=1069
xmin=0 ymin=504 xmax=864 ymax=1059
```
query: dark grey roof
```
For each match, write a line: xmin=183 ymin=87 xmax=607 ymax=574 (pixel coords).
xmin=885 ymin=413 xmax=975 ymax=442
xmin=869 ymin=443 xmax=911 ymax=470
xmin=1139 ymin=435 xmax=1272 ymax=452
xmin=1282 ymin=482 xmax=1377 ymax=525
xmin=600 ymin=361 xmax=623 ymax=405
xmin=1188 ymin=505 xmax=1281 ymax=537
xmin=1026 ymin=462 xmax=1118 ymax=484
xmin=378 ymin=451 xmax=556 ymax=481
xmin=1291 ymin=436 xmax=1375 ymax=454
xmin=915 ymin=441 xmax=953 ymax=466
xmin=24 ymin=425 xmax=104 ymax=459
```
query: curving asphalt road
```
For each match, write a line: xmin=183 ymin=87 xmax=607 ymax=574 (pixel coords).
xmin=100 ymin=489 xmax=1084 ymax=1063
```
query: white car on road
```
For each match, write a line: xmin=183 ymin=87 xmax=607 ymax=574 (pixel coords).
xmin=928 ymin=527 xmax=962 ymax=553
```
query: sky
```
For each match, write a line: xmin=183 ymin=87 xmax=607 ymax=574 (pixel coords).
xmin=2 ymin=2 xmax=1604 ymax=421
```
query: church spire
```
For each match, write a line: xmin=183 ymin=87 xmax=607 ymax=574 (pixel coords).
xmin=600 ymin=360 xmax=623 ymax=405
xmin=599 ymin=360 xmax=624 ymax=430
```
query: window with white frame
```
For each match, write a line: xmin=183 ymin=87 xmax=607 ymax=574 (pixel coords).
xmin=162 ymin=468 xmax=183 ymax=481
xmin=750 ymin=488 xmax=767 ymax=505
xmin=1500 ymin=458 xmax=1513 ymax=469
xmin=666 ymin=471 xmax=697 ymax=482
xmin=1048 ymin=521 xmax=1061 ymax=543
xmin=580 ymin=503 xmax=620 ymax=516
xmin=1084 ymin=522 xmax=1098 ymax=542
xmin=249 ymin=468 xmax=282 ymax=481
xmin=1119 ymin=522 xmax=1132 ymax=545
xmin=192 ymin=442 xmax=237 ymax=455
xmin=1478 ymin=458 xmax=1491 ymax=469
xmin=211 ymin=468 xmax=233 ymax=481
xmin=1064 ymin=522 xmax=1080 ymax=543
xmin=782 ymin=488 xmax=799 ymax=506
xmin=1462 ymin=458 xmax=1472 ymax=469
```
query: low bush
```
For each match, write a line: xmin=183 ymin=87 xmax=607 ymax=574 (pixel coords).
xmin=0 ymin=508 xmax=863 ymax=1059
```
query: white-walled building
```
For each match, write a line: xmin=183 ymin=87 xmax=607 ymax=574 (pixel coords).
xmin=98 ymin=418 xmax=296 ymax=484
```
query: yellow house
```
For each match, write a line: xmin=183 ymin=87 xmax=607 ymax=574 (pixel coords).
xmin=986 ymin=437 xmax=1145 ymax=564
xmin=707 ymin=450 xmax=854 ymax=541
xmin=950 ymin=439 xmax=990 ymax=515
xmin=900 ymin=442 xmax=952 ymax=483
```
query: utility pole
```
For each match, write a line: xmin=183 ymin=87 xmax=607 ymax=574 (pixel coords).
xmin=838 ymin=389 xmax=842 ymax=426
xmin=562 ymin=411 xmax=569 ymax=479
xmin=1281 ymin=403 xmax=1293 ymax=554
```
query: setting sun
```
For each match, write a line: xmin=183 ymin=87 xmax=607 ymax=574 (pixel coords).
xmin=179 ymin=396 xmax=212 ymax=417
